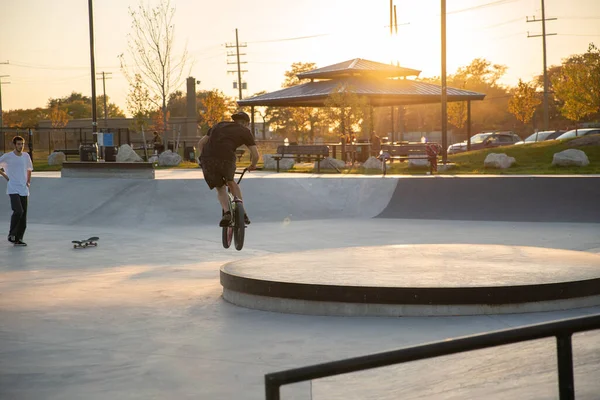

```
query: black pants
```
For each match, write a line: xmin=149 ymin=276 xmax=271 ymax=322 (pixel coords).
xmin=9 ymin=194 xmax=28 ymax=240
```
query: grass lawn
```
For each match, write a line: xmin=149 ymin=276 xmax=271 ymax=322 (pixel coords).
xmin=30 ymin=138 xmax=600 ymax=175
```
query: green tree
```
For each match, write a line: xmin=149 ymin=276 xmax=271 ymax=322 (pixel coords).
xmin=403 ymin=59 xmax=512 ymax=137
xmin=197 ymin=89 xmax=234 ymax=133
xmin=127 ymin=73 xmax=153 ymax=132
xmin=3 ymin=108 xmax=47 ymax=128
xmin=119 ymin=0 xmax=189 ymax=137
xmin=552 ymin=43 xmax=600 ymax=127
xmin=167 ymin=90 xmax=187 ymax=117
xmin=508 ymin=79 xmax=541 ymax=130
xmin=251 ymin=91 xmax=276 ymax=140
xmin=47 ymin=92 xmax=124 ymax=120
xmin=270 ymin=62 xmax=325 ymax=142
xmin=323 ymin=83 xmax=370 ymax=138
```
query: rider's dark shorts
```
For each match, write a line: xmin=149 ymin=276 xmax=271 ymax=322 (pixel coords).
xmin=201 ymin=157 xmax=236 ymax=189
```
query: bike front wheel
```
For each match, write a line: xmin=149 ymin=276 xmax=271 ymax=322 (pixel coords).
xmin=233 ymin=202 xmax=246 ymax=251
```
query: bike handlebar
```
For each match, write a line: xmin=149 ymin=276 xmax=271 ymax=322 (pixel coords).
xmin=235 ymin=166 xmax=262 ymax=184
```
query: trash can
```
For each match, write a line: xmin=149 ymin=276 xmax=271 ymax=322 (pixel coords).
xmin=104 ymin=146 xmax=117 ymax=162
xmin=79 ymin=143 xmax=98 ymax=162
xmin=184 ymin=146 xmax=196 ymax=162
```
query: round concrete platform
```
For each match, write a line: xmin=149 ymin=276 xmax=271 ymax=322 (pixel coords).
xmin=220 ymin=244 xmax=600 ymax=316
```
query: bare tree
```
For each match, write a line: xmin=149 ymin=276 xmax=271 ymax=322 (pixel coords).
xmin=119 ymin=0 xmax=189 ymax=142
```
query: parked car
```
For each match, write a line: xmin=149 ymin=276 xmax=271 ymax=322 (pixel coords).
xmin=555 ymin=128 xmax=600 ymax=141
xmin=515 ymin=130 xmax=564 ymax=145
xmin=447 ymin=131 xmax=521 ymax=154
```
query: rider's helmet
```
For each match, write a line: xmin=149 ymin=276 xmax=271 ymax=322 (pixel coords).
xmin=231 ymin=111 xmax=250 ymax=122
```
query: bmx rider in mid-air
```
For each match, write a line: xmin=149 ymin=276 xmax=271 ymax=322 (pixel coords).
xmin=197 ymin=111 xmax=259 ymax=227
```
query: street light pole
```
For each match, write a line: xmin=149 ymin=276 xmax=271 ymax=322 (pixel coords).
xmin=441 ymin=0 xmax=448 ymax=164
xmin=88 ymin=0 xmax=98 ymax=151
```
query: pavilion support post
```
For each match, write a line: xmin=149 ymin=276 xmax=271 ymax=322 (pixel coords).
xmin=390 ymin=106 xmax=395 ymax=143
xmin=467 ymin=101 xmax=471 ymax=151
xmin=250 ymin=106 xmax=255 ymax=137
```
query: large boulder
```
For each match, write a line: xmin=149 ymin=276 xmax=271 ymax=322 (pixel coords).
xmin=116 ymin=144 xmax=144 ymax=162
xmin=552 ymin=149 xmax=589 ymax=167
xmin=362 ymin=156 xmax=383 ymax=170
xmin=48 ymin=152 xmax=65 ymax=166
xmin=408 ymin=158 xmax=430 ymax=168
xmin=158 ymin=150 xmax=182 ymax=166
xmin=484 ymin=153 xmax=516 ymax=169
xmin=316 ymin=157 xmax=345 ymax=170
xmin=263 ymin=154 xmax=294 ymax=170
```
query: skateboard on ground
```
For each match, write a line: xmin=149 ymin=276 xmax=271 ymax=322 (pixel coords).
xmin=72 ymin=236 xmax=99 ymax=249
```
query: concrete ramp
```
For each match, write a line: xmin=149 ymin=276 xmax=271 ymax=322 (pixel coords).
xmin=0 ymin=175 xmax=397 ymax=228
xmin=377 ymin=176 xmax=600 ymax=223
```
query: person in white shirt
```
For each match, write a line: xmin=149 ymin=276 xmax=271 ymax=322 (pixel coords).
xmin=0 ymin=136 xmax=34 ymax=246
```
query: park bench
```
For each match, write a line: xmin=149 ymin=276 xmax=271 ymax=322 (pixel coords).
xmin=379 ymin=143 xmax=441 ymax=175
xmin=53 ymin=149 xmax=80 ymax=160
xmin=273 ymin=145 xmax=330 ymax=173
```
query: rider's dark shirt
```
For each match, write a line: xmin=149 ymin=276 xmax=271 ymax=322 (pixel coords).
xmin=201 ymin=121 xmax=256 ymax=161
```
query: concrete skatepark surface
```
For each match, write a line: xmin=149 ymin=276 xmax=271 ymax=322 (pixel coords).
xmin=1 ymin=170 xmax=599 ymax=399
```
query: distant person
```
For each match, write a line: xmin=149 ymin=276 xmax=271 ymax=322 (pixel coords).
xmin=152 ymin=131 xmax=164 ymax=154
xmin=370 ymin=132 xmax=381 ymax=156
xmin=0 ymin=136 xmax=34 ymax=246
xmin=197 ymin=111 xmax=259 ymax=227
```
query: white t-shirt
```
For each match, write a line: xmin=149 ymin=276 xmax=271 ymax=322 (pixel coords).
xmin=0 ymin=151 xmax=34 ymax=196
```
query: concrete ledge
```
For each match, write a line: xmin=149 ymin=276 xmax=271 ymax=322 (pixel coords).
xmin=61 ymin=162 xmax=155 ymax=179
xmin=220 ymin=244 xmax=600 ymax=317
xmin=223 ymin=289 xmax=600 ymax=317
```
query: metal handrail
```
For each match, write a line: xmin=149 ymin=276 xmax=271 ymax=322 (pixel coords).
xmin=265 ymin=313 xmax=600 ymax=400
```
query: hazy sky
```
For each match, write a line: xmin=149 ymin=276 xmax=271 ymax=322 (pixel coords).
xmin=1 ymin=0 xmax=599 ymax=115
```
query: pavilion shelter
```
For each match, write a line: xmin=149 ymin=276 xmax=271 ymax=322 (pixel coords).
xmin=237 ymin=58 xmax=486 ymax=159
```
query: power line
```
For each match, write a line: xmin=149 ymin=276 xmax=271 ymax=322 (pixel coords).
xmin=447 ymin=0 xmax=518 ymax=15
xmin=247 ymin=33 xmax=330 ymax=44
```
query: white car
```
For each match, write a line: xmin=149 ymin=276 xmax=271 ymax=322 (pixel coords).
xmin=515 ymin=130 xmax=564 ymax=145
xmin=447 ymin=132 xmax=521 ymax=154
xmin=555 ymin=128 xmax=600 ymax=140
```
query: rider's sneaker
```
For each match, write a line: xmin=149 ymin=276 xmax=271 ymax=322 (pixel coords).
xmin=244 ymin=214 xmax=251 ymax=225
xmin=7 ymin=235 xmax=15 ymax=243
xmin=219 ymin=211 xmax=232 ymax=227
xmin=14 ymin=240 xmax=27 ymax=246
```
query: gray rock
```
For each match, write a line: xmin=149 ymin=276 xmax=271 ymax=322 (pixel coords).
xmin=484 ymin=153 xmax=516 ymax=169
xmin=116 ymin=144 xmax=144 ymax=162
xmin=362 ymin=156 xmax=384 ymax=170
xmin=48 ymin=152 xmax=66 ymax=166
xmin=263 ymin=154 xmax=294 ymax=170
xmin=316 ymin=157 xmax=345 ymax=170
xmin=552 ymin=149 xmax=589 ymax=167
xmin=408 ymin=158 xmax=430 ymax=168
xmin=158 ymin=150 xmax=182 ymax=166
xmin=148 ymin=155 xmax=159 ymax=164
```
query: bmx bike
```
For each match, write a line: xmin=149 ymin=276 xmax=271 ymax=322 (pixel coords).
xmin=222 ymin=167 xmax=250 ymax=251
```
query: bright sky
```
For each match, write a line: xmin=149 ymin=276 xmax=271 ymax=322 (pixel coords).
xmin=1 ymin=0 xmax=599 ymax=115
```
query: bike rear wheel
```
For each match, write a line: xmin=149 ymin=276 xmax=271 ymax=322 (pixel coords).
xmin=233 ymin=202 xmax=246 ymax=251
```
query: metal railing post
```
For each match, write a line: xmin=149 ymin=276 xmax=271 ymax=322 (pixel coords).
xmin=265 ymin=376 xmax=280 ymax=400
xmin=556 ymin=334 xmax=575 ymax=400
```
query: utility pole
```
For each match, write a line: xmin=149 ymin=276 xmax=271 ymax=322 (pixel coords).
xmin=97 ymin=71 xmax=112 ymax=129
xmin=527 ymin=0 xmax=557 ymax=131
xmin=441 ymin=0 xmax=448 ymax=164
xmin=0 ymin=74 xmax=9 ymax=131
xmin=226 ymin=28 xmax=247 ymax=101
